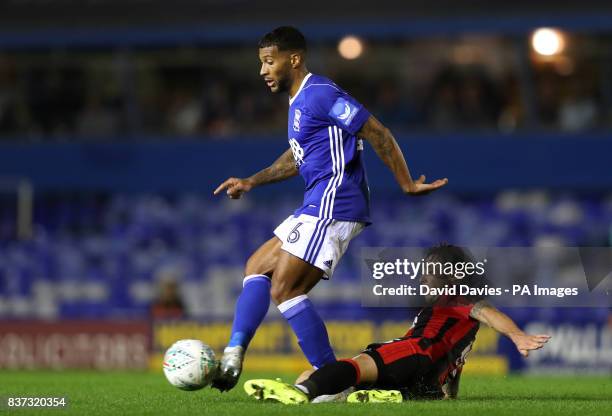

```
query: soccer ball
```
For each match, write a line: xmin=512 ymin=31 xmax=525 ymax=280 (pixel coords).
xmin=163 ymin=339 xmax=217 ymax=390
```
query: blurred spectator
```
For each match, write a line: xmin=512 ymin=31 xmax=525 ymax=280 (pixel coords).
xmin=426 ymin=66 xmax=502 ymax=131
xmin=497 ymin=74 xmax=523 ymax=132
xmin=373 ymin=81 xmax=412 ymax=130
xmin=151 ymin=277 xmax=185 ymax=319
xmin=456 ymin=69 xmax=502 ymax=129
xmin=426 ymin=68 xmax=461 ymax=130
xmin=536 ymin=73 xmax=560 ymax=127
xmin=24 ymin=65 xmax=86 ymax=137
xmin=203 ymin=80 xmax=236 ymax=137
xmin=558 ymin=78 xmax=599 ymax=132
xmin=165 ymin=90 xmax=203 ymax=136
xmin=0 ymin=56 xmax=20 ymax=135
xmin=76 ymin=94 xmax=120 ymax=138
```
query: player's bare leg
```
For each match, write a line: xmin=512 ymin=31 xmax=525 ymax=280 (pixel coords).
xmin=270 ymin=250 xmax=324 ymax=304
xmin=213 ymin=237 xmax=282 ymax=392
xmin=295 ymin=369 xmax=314 ymax=384
xmin=244 ymin=236 xmax=282 ymax=278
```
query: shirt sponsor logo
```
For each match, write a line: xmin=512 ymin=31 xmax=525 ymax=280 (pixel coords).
xmin=289 ymin=138 xmax=305 ymax=167
xmin=329 ymin=97 xmax=359 ymax=126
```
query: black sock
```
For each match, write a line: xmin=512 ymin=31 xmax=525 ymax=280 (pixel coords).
xmin=298 ymin=360 xmax=359 ymax=399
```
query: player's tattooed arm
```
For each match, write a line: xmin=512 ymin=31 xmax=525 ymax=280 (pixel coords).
xmin=469 ymin=300 xmax=551 ymax=357
xmin=214 ymin=148 xmax=297 ymax=199
xmin=248 ymin=148 xmax=298 ymax=187
xmin=358 ymin=115 xmax=448 ymax=196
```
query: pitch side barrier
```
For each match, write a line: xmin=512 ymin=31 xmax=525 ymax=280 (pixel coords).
xmin=150 ymin=319 xmax=507 ymax=375
xmin=0 ymin=311 xmax=608 ymax=373
xmin=150 ymin=308 xmax=611 ymax=375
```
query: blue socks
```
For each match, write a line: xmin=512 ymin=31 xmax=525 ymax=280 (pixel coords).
xmin=278 ymin=295 xmax=336 ymax=368
xmin=227 ymin=274 xmax=271 ymax=349
xmin=227 ymin=276 xmax=335 ymax=369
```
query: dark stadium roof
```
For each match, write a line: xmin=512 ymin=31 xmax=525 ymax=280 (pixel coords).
xmin=0 ymin=0 xmax=611 ymax=48
xmin=1 ymin=0 xmax=612 ymax=29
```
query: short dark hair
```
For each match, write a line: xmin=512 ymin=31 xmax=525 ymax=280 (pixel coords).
xmin=424 ymin=243 xmax=474 ymax=266
xmin=258 ymin=26 xmax=307 ymax=52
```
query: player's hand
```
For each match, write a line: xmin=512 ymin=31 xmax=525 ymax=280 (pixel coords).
xmin=404 ymin=175 xmax=448 ymax=196
xmin=213 ymin=177 xmax=254 ymax=199
xmin=510 ymin=332 xmax=551 ymax=357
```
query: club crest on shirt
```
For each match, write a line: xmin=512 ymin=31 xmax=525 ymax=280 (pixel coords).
xmin=293 ymin=109 xmax=301 ymax=132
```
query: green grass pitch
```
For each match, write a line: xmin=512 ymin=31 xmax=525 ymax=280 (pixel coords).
xmin=1 ymin=371 xmax=610 ymax=416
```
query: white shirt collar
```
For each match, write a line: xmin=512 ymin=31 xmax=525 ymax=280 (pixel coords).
xmin=289 ymin=73 xmax=312 ymax=106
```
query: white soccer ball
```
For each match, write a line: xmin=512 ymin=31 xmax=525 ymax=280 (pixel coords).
xmin=163 ymin=339 xmax=217 ymax=390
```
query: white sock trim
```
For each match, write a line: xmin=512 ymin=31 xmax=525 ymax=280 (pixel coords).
xmin=242 ymin=274 xmax=269 ymax=287
xmin=277 ymin=294 xmax=309 ymax=314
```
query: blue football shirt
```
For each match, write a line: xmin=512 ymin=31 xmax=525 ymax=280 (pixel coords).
xmin=288 ymin=73 xmax=371 ymax=224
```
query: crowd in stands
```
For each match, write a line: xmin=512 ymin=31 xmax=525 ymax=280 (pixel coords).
xmin=0 ymin=43 xmax=608 ymax=140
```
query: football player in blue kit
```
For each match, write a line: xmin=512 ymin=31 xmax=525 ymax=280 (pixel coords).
xmin=212 ymin=26 xmax=448 ymax=391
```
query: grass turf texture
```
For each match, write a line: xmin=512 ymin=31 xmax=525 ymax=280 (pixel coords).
xmin=0 ymin=371 xmax=610 ymax=416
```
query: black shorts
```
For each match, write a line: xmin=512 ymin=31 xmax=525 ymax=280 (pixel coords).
xmin=362 ymin=338 xmax=445 ymax=400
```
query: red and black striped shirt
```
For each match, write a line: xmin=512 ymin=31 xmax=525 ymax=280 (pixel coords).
xmin=405 ymin=297 xmax=480 ymax=383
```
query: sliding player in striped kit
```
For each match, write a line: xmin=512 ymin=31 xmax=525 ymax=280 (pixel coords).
xmin=212 ymin=26 xmax=448 ymax=391
xmin=243 ymin=244 xmax=551 ymax=404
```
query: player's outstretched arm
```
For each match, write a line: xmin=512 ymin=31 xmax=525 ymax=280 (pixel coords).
xmin=213 ymin=148 xmax=298 ymax=199
xmin=469 ymin=300 xmax=551 ymax=357
xmin=357 ymin=115 xmax=448 ymax=196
